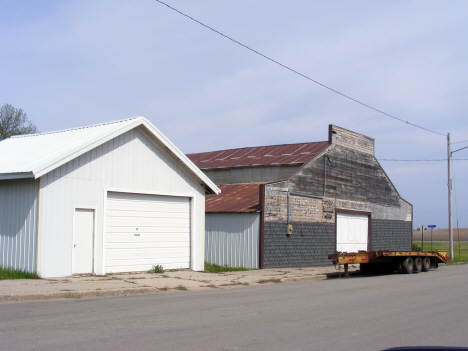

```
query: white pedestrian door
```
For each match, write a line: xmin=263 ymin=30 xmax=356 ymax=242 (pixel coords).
xmin=336 ymin=213 xmax=368 ymax=253
xmin=73 ymin=209 xmax=95 ymax=274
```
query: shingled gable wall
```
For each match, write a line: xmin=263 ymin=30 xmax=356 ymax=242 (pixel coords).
xmin=262 ymin=125 xmax=412 ymax=268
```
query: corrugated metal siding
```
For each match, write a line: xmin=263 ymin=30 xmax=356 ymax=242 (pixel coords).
xmin=0 ymin=178 xmax=38 ymax=272
xmin=205 ymin=213 xmax=259 ymax=268
xmin=205 ymin=184 xmax=260 ymax=213
xmin=39 ymin=128 xmax=205 ymax=277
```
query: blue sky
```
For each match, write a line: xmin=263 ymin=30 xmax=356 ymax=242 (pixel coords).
xmin=1 ymin=0 xmax=467 ymax=228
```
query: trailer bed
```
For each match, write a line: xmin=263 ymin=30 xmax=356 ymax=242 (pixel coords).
xmin=328 ymin=250 xmax=449 ymax=276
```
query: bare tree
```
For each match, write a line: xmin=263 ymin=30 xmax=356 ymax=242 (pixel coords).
xmin=0 ymin=104 xmax=38 ymax=140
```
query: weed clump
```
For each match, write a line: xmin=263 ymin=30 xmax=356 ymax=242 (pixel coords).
xmin=412 ymin=243 xmax=422 ymax=251
xmin=204 ymin=261 xmax=248 ymax=273
xmin=151 ymin=265 xmax=165 ymax=274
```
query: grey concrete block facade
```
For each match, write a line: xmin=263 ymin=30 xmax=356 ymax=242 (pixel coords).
xmin=263 ymin=219 xmax=412 ymax=268
xmin=263 ymin=222 xmax=335 ymax=268
xmin=372 ymin=219 xmax=412 ymax=251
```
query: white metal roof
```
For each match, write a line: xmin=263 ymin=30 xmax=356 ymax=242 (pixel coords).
xmin=0 ymin=117 xmax=220 ymax=194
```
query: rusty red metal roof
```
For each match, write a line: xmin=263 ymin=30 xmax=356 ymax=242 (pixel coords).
xmin=187 ymin=142 xmax=329 ymax=170
xmin=206 ymin=184 xmax=260 ymax=213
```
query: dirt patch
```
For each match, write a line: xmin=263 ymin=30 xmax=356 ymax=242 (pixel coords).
xmin=257 ymin=278 xmax=282 ymax=284
xmin=174 ymin=285 xmax=188 ymax=291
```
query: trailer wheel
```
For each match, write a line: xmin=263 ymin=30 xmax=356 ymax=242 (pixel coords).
xmin=413 ymin=257 xmax=422 ymax=273
xmin=400 ymin=257 xmax=413 ymax=274
xmin=422 ymin=257 xmax=431 ymax=272
xmin=431 ymin=260 xmax=439 ymax=269
xmin=396 ymin=260 xmax=403 ymax=274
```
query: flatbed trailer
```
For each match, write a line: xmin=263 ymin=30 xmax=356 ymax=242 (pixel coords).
xmin=328 ymin=250 xmax=449 ymax=277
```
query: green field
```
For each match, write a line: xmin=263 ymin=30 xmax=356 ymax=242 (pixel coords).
xmin=413 ymin=241 xmax=468 ymax=264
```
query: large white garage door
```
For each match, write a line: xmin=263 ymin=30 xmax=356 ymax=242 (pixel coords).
xmin=105 ymin=192 xmax=190 ymax=273
xmin=336 ymin=213 xmax=368 ymax=253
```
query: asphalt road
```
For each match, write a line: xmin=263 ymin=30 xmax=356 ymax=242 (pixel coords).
xmin=1 ymin=265 xmax=467 ymax=351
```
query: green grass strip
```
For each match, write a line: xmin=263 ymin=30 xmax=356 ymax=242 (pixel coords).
xmin=445 ymin=256 xmax=468 ymax=265
xmin=204 ymin=261 xmax=248 ymax=273
xmin=0 ymin=266 xmax=39 ymax=280
xmin=413 ymin=241 xmax=468 ymax=264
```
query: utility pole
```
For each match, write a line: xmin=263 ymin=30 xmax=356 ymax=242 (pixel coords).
xmin=447 ymin=133 xmax=454 ymax=261
xmin=448 ymin=138 xmax=468 ymax=260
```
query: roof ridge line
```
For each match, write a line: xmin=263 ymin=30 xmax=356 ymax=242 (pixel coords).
xmin=187 ymin=140 xmax=328 ymax=155
xmin=11 ymin=116 xmax=144 ymax=138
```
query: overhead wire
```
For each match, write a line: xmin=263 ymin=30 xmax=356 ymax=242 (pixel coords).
xmin=452 ymin=145 xmax=468 ymax=153
xmin=379 ymin=159 xmax=468 ymax=161
xmin=155 ymin=0 xmax=446 ymax=137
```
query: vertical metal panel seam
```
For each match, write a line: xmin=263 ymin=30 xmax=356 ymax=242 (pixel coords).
xmin=205 ymin=213 xmax=260 ymax=268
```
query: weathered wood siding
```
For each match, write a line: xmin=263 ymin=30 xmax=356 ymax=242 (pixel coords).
xmin=290 ymin=144 xmax=401 ymax=212
xmin=265 ymin=143 xmax=411 ymax=225
xmin=203 ymin=165 xmax=299 ymax=185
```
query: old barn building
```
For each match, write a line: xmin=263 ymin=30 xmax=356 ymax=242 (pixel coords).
xmin=188 ymin=125 xmax=412 ymax=268
xmin=0 ymin=117 xmax=220 ymax=278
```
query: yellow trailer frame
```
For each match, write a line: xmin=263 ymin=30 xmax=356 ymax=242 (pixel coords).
xmin=328 ymin=250 xmax=449 ymax=277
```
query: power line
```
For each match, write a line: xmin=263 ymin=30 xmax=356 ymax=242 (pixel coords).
xmin=155 ymin=0 xmax=446 ymax=137
xmin=452 ymin=139 xmax=468 ymax=145
xmin=378 ymin=159 xmax=468 ymax=161
xmin=452 ymin=145 xmax=468 ymax=154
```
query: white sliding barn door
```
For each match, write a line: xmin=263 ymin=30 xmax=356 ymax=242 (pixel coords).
xmin=336 ymin=212 xmax=369 ymax=253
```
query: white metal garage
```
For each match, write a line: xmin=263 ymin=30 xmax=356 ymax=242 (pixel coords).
xmin=105 ymin=192 xmax=191 ymax=273
xmin=336 ymin=212 xmax=369 ymax=253
xmin=0 ymin=117 xmax=220 ymax=277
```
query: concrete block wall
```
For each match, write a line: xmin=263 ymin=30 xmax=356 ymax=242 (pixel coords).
xmin=263 ymin=222 xmax=335 ymax=268
xmin=371 ymin=219 xmax=412 ymax=251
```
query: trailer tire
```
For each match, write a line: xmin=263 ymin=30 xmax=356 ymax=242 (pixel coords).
xmin=422 ymin=257 xmax=431 ymax=272
xmin=413 ymin=257 xmax=422 ymax=273
xmin=396 ymin=260 xmax=403 ymax=274
xmin=431 ymin=260 xmax=439 ymax=269
xmin=400 ymin=257 xmax=413 ymax=274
